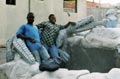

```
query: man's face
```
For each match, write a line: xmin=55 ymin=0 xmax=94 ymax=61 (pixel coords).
xmin=49 ymin=15 xmax=56 ymax=24
xmin=27 ymin=15 xmax=34 ymax=24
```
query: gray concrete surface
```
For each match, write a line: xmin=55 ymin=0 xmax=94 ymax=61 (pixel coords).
xmin=0 ymin=48 xmax=6 ymax=64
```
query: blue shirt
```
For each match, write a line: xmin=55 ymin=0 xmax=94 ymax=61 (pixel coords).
xmin=16 ymin=24 xmax=41 ymax=52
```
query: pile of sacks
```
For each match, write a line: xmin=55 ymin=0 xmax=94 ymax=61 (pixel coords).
xmin=1 ymin=14 xmax=120 ymax=79
xmin=105 ymin=9 xmax=118 ymax=28
xmin=1 ymin=59 xmax=120 ymax=79
xmin=81 ymin=26 xmax=120 ymax=50
xmin=56 ymin=15 xmax=105 ymax=50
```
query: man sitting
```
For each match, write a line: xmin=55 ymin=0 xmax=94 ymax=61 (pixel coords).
xmin=16 ymin=12 xmax=50 ymax=64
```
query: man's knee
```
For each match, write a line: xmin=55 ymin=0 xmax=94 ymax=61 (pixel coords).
xmin=38 ymin=46 xmax=50 ymax=60
xmin=32 ymin=51 xmax=41 ymax=63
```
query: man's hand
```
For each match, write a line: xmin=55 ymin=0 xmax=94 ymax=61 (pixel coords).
xmin=17 ymin=34 xmax=36 ymax=43
xmin=64 ymin=21 xmax=76 ymax=28
xmin=68 ymin=21 xmax=76 ymax=25
xmin=28 ymin=37 xmax=36 ymax=43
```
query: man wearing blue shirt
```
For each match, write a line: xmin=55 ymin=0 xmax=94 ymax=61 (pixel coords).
xmin=16 ymin=12 xmax=50 ymax=63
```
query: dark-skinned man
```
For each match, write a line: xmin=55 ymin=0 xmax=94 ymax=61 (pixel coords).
xmin=16 ymin=12 xmax=50 ymax=64
xmin=36 ymin=14 xmax=75 ymax=59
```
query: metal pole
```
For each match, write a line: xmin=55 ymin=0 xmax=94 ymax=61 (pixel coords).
xmin=75 ymin=0 xmax=77 ymax=13
xmin=28 ymin=0 xmax=31 ymax=12
xmin=99 ymin=0 xmax=101 ymax=7
xmin=93 ymin=0 xmax=94 ymax=7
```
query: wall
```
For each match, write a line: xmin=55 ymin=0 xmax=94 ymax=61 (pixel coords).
xmin=30 ymin=0 xmax=87 ymax=24
xmin=0 ymin=0 xmax=87 ymax=44
xmin=0 ymin=0 xmax=7 ymax=44
xmin=87 ymin=7 xmax=109 ymax=20
xmin=87 ymin=1 xmax=101 ymax=8
xmin=0 ymin=0 xmax=28 ymax=44
xmin=5 ymin=0 xmax=28 ymax=38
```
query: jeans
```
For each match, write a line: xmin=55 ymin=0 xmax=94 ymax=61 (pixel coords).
xmin=44 ymin=44 xmax=59 ymax=58
xmin=32 ymin=45 xmax=50 ymax=64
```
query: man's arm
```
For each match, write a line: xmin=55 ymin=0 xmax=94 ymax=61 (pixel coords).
xmin=36 ymin=21 xmax=46 ymax=29
xmin=16 ymin=25 xmax=36 ymax=43
xmin=36 ymin=23 xmax=43 ymax=29
xmin=17 ymin=34 xmax=36 ymax=43
xmin=36 ymin=21 xmax=48 ymax=31
xmin=64 ymin=21 xmax=76 ymax=28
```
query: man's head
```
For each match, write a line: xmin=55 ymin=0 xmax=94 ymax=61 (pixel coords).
xmin=27 ymin=12 xmax=34 ymax=24
xmin=48 ymin=14 xmax=56 ymax=24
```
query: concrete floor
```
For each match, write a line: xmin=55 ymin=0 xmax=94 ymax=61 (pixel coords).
xmin=0 ymin=48 xmax=6 ymax=64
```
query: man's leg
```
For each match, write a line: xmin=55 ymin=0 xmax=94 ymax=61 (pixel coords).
xmin=38 ymin=45 xmax=50 ymax=60
xmin=49 ymin=44 xmax=59 ymax=58
xmin=31 ymin=51 xmax=41 ymax=64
